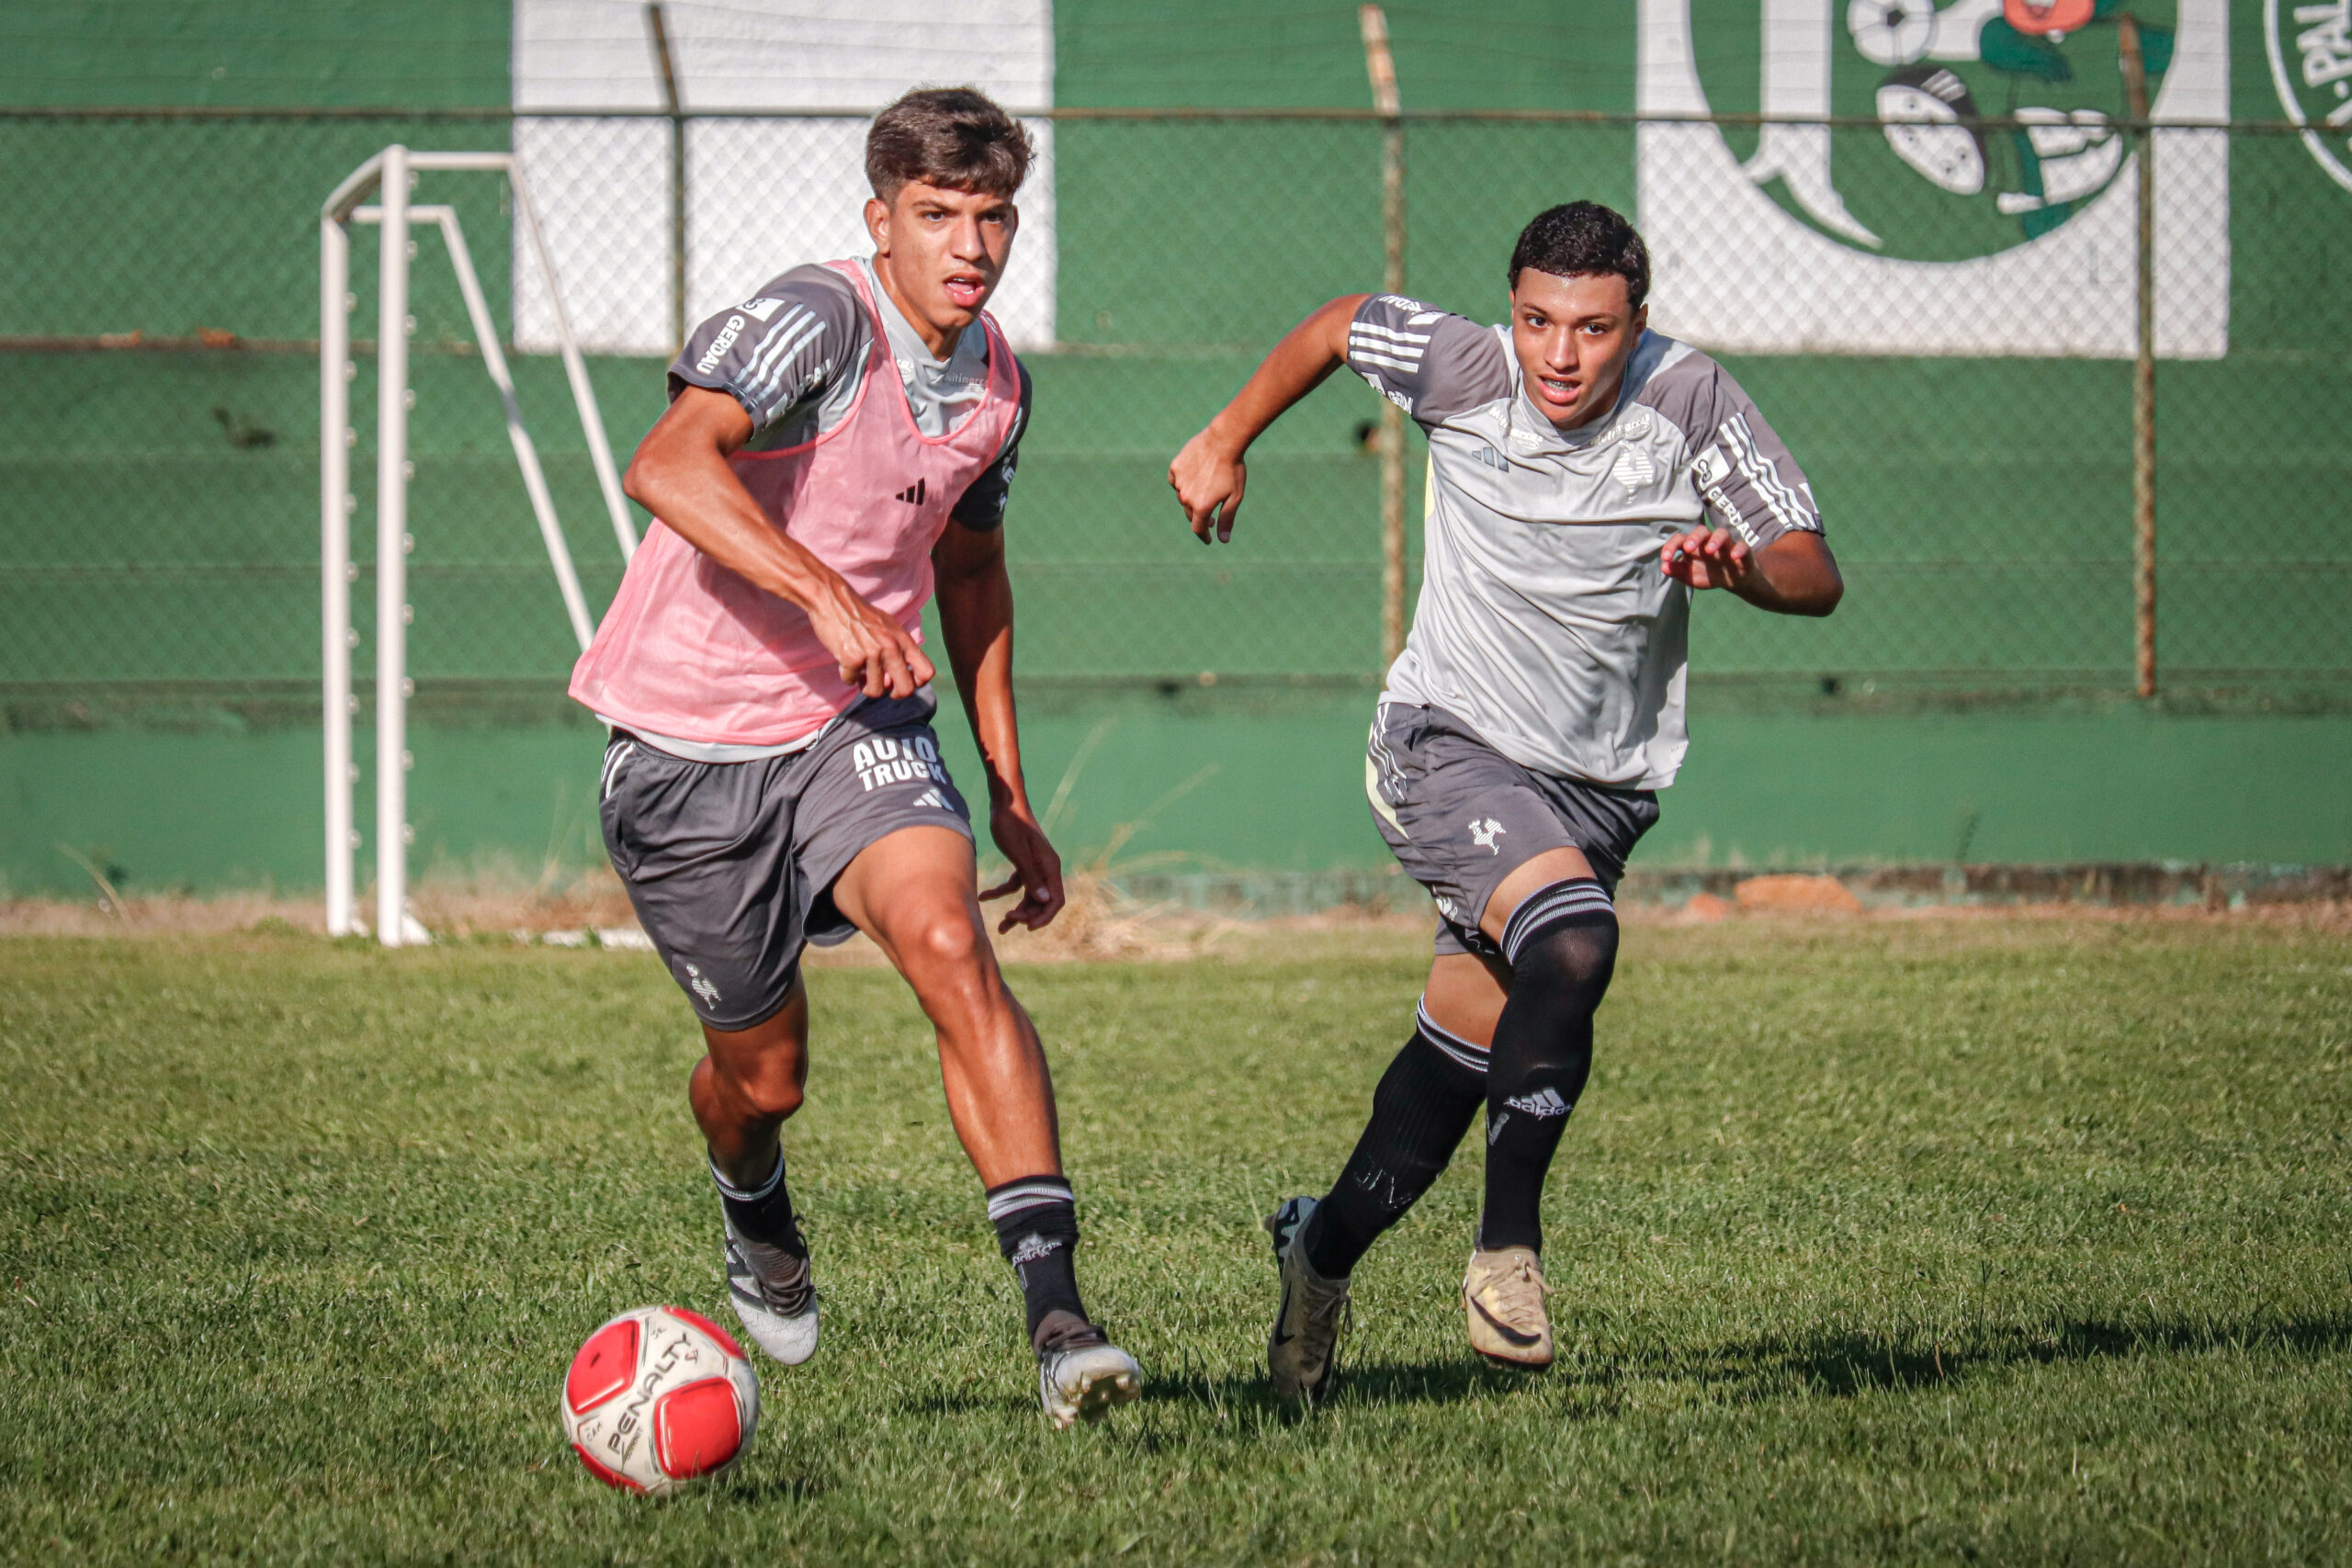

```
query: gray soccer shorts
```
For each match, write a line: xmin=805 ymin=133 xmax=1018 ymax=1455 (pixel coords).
xmin=1365 ymin=701 xmax=1659 ymax=962
xmin=598 ymin=692 xmax=974 ymax=1032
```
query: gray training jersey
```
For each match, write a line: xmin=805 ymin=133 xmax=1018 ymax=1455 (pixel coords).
xmin=1349 ymin=294 xmax=1823 ymax=790
xmin=668 ymin=256 xmax=1031 ymax=532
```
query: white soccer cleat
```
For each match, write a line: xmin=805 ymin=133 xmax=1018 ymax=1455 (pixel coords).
xmin=721 ymin=1220 xmax=820 ymax=1367
xmin=1035 ymin=1325 xmax=1142 ymax=1430
xmin=1264 ymin=1195 xmax=1351 ymax=1403
xmin=1462 ymin=1245 xmax=1554 ymax=1370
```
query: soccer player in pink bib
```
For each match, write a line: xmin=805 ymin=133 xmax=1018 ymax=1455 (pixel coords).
xmin=572 ymin=88 xmax=1140 ymax=1428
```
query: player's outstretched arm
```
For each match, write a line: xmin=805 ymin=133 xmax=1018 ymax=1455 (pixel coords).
xmin=933 ymin=519 xmax=1064 ymax=933
xmin=623 ymin=387 xmax=935 ymax=698
xmin=1169 ymin=294 xmax=1368 ymax=545
xmin=1659 ymin=526 xmax=1844 ymax=616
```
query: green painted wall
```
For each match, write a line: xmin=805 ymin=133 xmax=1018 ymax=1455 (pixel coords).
xmin=0 ymin=1 xmax=508 ymax=107
xmin=6 ymin=695 xmax=2347 ymax=900
xmin=2 ymin=1 xmax=2346 ymax=900
xmin=1056 ymin=0 xmax=1636 ymax=110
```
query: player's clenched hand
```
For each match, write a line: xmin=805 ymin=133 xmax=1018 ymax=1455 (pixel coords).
xmin=980 ymin=801 xmax=1066 ymax=932
xmin=806 ymin=576 xmax=934 ymax=698
xmin=1169 ymin=430 xmax=1247 ymax=545
xmin=1660 ymin=526 xmax=1753 ymax=592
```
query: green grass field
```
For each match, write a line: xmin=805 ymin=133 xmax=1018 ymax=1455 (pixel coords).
xmin=1 ymin=917 xmax=2347 ymax=1564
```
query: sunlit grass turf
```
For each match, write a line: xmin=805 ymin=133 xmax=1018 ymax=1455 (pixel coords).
xmin=0 ymin=917 xmax=2347 ymax=1565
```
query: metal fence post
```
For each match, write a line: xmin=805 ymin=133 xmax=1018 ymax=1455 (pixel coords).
xmin=1361 ymin=5 xmax=1408 ymax=673
xmin=2121 ymin=15 xmax=2157 ymax=698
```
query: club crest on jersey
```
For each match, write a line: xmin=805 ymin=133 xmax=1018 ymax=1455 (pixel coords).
xmin=1468 ymin=817 xmax=1507 ymax=853
xmin=1611 ymin=446 xmax=1657 ymax=490
xmin=852 ymin=734 xmax=949 ymax=794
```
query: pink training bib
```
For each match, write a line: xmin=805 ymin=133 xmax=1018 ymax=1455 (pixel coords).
xmin=571 ymin=260 xmax=1023 ymax=746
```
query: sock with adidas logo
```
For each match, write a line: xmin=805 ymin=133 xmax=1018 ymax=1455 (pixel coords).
xmin=1477 ymin=878 xmax=1620 ymax=1253
xmin=987 ymin=1175 xmax=1091 ymax=1348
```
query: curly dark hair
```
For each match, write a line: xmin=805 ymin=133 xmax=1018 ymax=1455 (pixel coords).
xmin=1508 ymin=201 xmax=1649 ymax=308
xmin=865 ymin=86 xmax=1035 ymax=202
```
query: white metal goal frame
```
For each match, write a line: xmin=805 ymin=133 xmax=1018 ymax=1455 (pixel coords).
xmin=321 ymin=144 xmax=639 ymax=944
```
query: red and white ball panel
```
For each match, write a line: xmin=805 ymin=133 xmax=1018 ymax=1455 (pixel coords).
xmin=561 ymin=1305 xmax=759 ymax=1495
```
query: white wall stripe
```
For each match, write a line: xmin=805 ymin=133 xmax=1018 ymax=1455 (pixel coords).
xmin=512 ymin=0 xmax=1057 ymax=352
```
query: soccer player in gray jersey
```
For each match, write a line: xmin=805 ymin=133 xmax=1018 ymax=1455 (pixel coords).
xmin=1170 ymin=202 xmax=1842 ymax=1395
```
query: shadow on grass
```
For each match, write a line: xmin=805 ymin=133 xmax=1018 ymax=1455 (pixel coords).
xmin=880 ymin=1312 xmax=2352 ymax=1428
xmin=1119 ymin=1311 xmax=2352 ymax=1421
xmin=1649 ymin=1310 xmax=2352 ymax=1406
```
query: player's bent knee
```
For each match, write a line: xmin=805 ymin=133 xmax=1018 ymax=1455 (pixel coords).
xmin=737 ymin=1075 xmax=805 ymax=1122
xmin=899 ymin=903 xmax=986 ymax=971
xmin=1501 ymin=877 xmax=1620 ymax=995
xmin=698 ymin=1055 xmax=806 ymax=1122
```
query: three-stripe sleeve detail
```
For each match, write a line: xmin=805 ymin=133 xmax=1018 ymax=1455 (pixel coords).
xmin=737 ymin=310 xmax=828 ymax=417
xmin=1349 ymin=321 xmax=1431 ymax=378
xmin=737 ymin=305 xmax=813 ymax=393
xmin=1720 ymin=412 xmax=1816 ymax=536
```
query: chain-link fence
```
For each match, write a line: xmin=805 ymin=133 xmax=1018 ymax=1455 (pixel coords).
xmin=1 ymin=107 xmax=2345 ymax=709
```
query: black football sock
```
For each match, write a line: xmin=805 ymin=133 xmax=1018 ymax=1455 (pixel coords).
xmin=1478 ymin=879 xmax=1619 ymax=1255
xmin=1300 ymin=1010 xmax=1487 ymax=1280
xmin=710 ymin=1147 xmax=808 ymax=1259
xmin=988 ymin=1176 xmax=1091 ymax=1349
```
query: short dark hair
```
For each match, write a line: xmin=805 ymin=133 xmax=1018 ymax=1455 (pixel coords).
xmin=1508 ymin=201 xmax=1650 ymax=309
xmin=865 ymin=87 xmax=1035 ymax=202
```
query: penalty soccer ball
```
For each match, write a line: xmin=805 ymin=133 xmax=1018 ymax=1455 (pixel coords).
xmin=560 ymin=1305 xmax=760 ymax=1495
